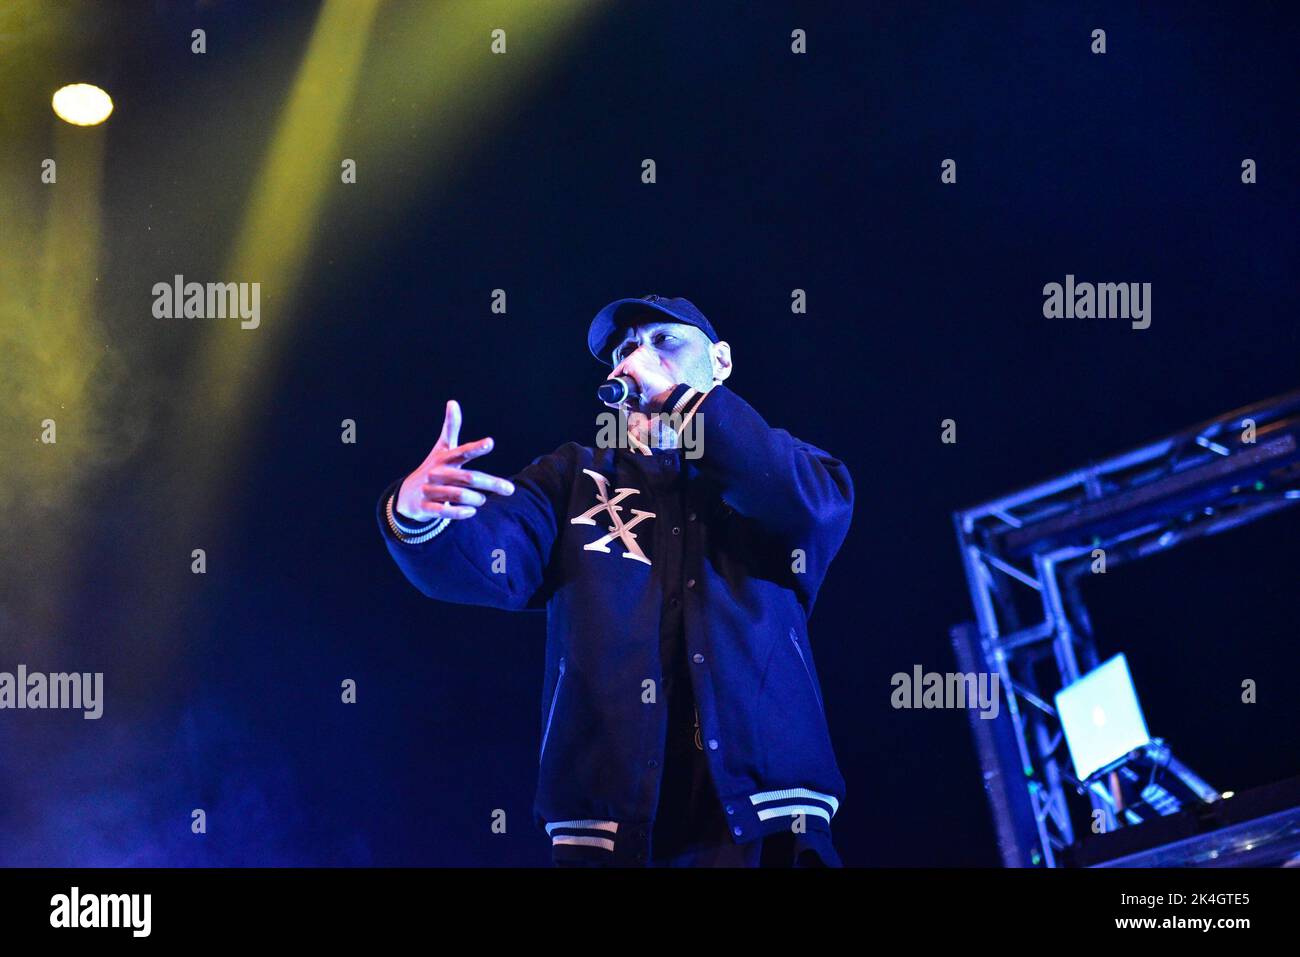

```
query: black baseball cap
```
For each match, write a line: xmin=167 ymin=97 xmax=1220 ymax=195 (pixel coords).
xmin=587 ymin=294 xmax=721 ymax=365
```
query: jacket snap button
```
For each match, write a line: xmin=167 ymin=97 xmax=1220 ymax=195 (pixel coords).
xmin=732 ymin=826 xmax=743 ymax=837
xmin=646 ymin=758 xmax=658 ymax=768
xmin=725 ymin=804 xmax=735 ymax=815
xmin=672 ymin=526 xmax=681 ymax=535
xmin=688 ymin=512 xmax=697 ymax=522
xmin=686 ymin=578 xmax=696 ymax=589
xmin=692 ymin=653 xmax=704 ymax=664
xmin=707 ymin=739 xmax=719 ymax=750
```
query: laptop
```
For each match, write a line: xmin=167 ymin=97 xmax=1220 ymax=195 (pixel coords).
xmin=1055 ymin=653 xmax=1152 ymax=781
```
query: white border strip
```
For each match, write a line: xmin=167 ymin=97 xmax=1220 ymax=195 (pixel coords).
xmin=552 ymin=835 xmax=616 ymax=852
xmin=545 ymin=819 xmax=619 ymax=836
xmin=749 ymin=787 xmax=840 ymax=816
xmin=756 ymin=804 xmax=832 ymax=824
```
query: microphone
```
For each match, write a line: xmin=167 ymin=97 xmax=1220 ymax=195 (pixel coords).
xmin=597 ymin=376 xmax=640 ymax=405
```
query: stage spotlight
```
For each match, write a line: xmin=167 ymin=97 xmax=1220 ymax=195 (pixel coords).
xmin=51 ymin=83 xmax=113 ymax=126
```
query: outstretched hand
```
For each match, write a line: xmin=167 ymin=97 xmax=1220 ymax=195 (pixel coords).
xmin=395 ymin=400 xmax=516 ymax=522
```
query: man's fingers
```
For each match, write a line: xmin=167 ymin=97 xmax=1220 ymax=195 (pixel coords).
xmin=437 ymin=399 xmax=462 ymax=450
xmin=437 ymin=502 xmax=478 ymax=520
xmin=430 ymin=467 xmax=516 ymax=496
xmin=420 ymin=500 xmax=477 ymax=521
xmin=445 ymin=436 xmax=494 ymax=462
xmin=422 ymin=484 xmax=487 ymax=508
xmin=608 ymin=361 xmax=640 ymax=396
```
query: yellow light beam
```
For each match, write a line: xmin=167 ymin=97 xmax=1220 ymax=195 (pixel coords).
xmin=120 ymin=0 xmax=382 ymax=670
xmin=202 ymin=0 xmax=382 ymax=423
xmin=0 ymin=122 xmax=108 ymax=657
xmin=137 ymin=0 xmax=607 ymax=647
xmin=159 ymin=0 xmax=606 ymax=511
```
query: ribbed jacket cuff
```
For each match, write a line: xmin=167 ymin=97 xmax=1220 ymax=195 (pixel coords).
xmin=385 ymin=492 xmax=451 ymax=544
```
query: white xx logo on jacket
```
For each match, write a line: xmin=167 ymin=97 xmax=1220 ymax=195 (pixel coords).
xmin=569 ymin=468 xmax=655 ymax=566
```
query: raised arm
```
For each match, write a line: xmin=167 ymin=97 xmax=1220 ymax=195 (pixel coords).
xmin=670 ymin=383 xmax=853 ymax=546
xmin=378 ymin=400 xmax=570 ymax=611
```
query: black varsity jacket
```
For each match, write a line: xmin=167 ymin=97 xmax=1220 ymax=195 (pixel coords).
xmin=376 ymin=384 xmax=853 ymax=865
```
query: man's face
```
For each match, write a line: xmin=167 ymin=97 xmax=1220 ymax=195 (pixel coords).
xmin=609 ymin=321 xmax=723 ymax=407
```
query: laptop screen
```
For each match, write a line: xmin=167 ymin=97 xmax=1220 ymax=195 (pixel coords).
xmin=1054 ymin=653 xmax=1152 ymax=781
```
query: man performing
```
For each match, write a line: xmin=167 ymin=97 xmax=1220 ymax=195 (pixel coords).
xmin=376 ymin=294 xmax=854 ymax=867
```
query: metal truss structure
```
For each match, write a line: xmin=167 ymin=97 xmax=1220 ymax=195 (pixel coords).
xmin=951 ymin=389 xmax=1300 ymax=867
